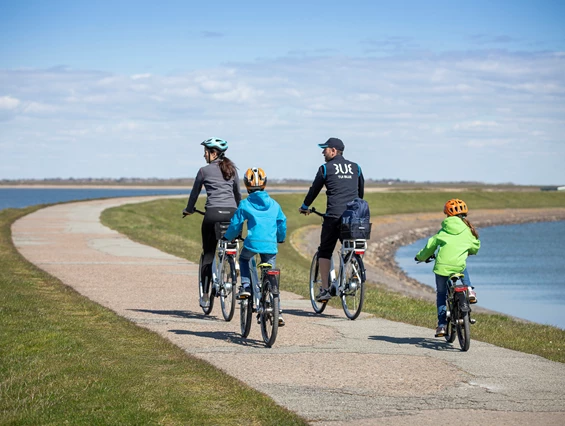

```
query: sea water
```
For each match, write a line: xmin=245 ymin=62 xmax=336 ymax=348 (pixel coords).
xmin=396 ymin=221 xmax=565 ymax=329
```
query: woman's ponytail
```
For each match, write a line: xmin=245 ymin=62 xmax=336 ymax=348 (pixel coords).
xmin=218 ymin=154 xmax=237 ymax=181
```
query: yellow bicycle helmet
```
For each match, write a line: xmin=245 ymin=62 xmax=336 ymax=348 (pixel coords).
xmin=444 ymin=199 xmax=468 ymax=216
xmin=244 ymin=167 xmax=267 ymax=191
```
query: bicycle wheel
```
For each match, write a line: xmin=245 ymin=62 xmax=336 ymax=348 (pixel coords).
xmin=309 ymin=252 xmax=327 ymax=314
xmin=445 ymin=299 xmax=456 ymax=343
xmin=457 ymin=311 xmax=471 ymax=351
xmin=240 ymin=297 xmax=253 ymax=338
xmin=219 ymin=256 xmax=237 ymax=322
xmin=341 ymin=254 xmax=365 ymax=320
xmin=260 ymin=279 xmax=279 ymax=348
xmin=198 ymin=254 xmax=214 ymax=315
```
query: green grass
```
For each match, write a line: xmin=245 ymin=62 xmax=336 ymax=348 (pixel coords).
xmin=0 ymin=206 xmax=307 ymax=425
xmin=101 ymin=191 xmax=565 ymax=363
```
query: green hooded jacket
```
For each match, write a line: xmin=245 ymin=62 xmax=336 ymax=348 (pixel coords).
xmin=415 ymin=216 xmax=480 ymax=276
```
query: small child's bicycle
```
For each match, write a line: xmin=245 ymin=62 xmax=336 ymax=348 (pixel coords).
xmin=239 ymin=256 xmax=281 ymax=347
xmin=308 ymin=207 xmax=367 ymax=320
xmin=183 ymin=209 xmax=239 ymax=321
xmin=418 ymin=255 xmax=476 ymax=352
xmin=445 ymin=272 xmax=475 ymax=351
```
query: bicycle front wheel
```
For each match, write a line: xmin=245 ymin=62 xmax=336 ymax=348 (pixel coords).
xmin=260 ymin=282 xmax=279 ymax=348
xmin=457 ymin=311 xmax=471 ymax=351
xmin=220 ymin=256 xmax=237 ymax=322
xmin=198 ymin=254 xmax=214 ymax=315
xmin=309 ymin=252 xmax=327 ymax=314
xmin=341 ymin=254 xmax=365 ymax=320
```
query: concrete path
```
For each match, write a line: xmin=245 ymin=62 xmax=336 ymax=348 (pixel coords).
xmin=12 ymin=197 xmax=565 ymax=425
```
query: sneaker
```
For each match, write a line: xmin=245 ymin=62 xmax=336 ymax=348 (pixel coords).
xmin=200 ymin=294 xmax=210 ymax=308
xmin=237 ymin=285 xmax=251 ymax=300
xmin=468 ymin=288 xmax=477 ymax=304
xmin=316 ymin=288 xmax=331 ymax=302
xmin=435 ymin=326 xmax=446 ymax=337
xmin=278 ymin=314 xmax=285 ymax=327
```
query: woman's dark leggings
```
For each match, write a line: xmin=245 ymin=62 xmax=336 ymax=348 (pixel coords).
xmin=201 ymin=207 xmax=236 ymax=290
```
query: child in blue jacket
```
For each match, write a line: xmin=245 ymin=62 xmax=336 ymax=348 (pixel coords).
xmin=224 ymin=167 xmax=287 ymax=324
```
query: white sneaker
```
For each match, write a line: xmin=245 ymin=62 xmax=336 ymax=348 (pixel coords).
xmin=237 ymin=285 xmax=251 ymax=300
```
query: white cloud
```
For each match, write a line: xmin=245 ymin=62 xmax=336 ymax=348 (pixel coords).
xmin=1 ymin=50 xmax=564 ymax=184
xmin=0 ymin=96 xmax=20 ymax=110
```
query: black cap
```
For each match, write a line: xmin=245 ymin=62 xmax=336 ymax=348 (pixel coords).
xmin=318 ymin=137 xmax=344 ymax=151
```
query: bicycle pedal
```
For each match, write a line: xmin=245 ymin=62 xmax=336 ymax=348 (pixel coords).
xmin=470 ymin=318 xmax=476 ymax=324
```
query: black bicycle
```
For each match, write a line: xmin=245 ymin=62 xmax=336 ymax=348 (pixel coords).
xmin=239 ymin=256 xmax=281 ymax=347
xmin=445 ymin=272 xmax=475 ymax=351
xmin=183 ymin=209 xmax=239 ymax=321
xmin=417 ymin=255 xmax=475 ymax=351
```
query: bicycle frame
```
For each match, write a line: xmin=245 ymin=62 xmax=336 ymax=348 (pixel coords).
xmin=329 ymin=239 xmax=367 ymax=296
xmin=211 ymin=238 xmax=239 ymax=295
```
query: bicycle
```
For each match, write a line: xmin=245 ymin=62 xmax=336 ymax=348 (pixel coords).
xmin=307 ymin=207 xmax=368 ymax=320
xmin=239 ymin=255 xmax=281 ymax=347
xmin=182 ymin=209 xmax=239 ymax=321
xmin=418 ymin=255 xmax=475 ymax=352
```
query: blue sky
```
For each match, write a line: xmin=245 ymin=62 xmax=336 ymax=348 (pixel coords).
xmin=1 ymin=0 xmax=564 ymax=184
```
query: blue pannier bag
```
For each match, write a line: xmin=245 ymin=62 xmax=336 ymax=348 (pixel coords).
xmin=340 ymin=198 xmax=372 ymax=239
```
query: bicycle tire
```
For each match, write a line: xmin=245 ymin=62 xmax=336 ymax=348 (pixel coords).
xmin=309 ymin=252 xmax=327 ymax=314
xmin=445 ymin=299 xmax=456 ymax=343
xmin=198 ymin=254 xmax=214 ymax=315
xmin=260 ymin=279 xmax=279 ymax=347
xmin=457 ymin=311 xmax=471 ymax=351
xmin=341 ymin=253 xmax=365 ymax=320
xmin=220 ymin=256 xmax=237 ymax=322
xmin=240 ymin=297 xmax=253 ymax=338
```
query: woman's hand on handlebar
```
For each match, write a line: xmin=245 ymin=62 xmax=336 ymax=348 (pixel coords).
xmin=298 ymin=207 xmax=310 ymax=215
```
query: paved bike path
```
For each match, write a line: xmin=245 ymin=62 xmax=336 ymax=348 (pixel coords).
xmin=12 ymin=197 xmax=565 ymax=425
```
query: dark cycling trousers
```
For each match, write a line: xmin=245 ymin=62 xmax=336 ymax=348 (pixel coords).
xmin=201 ymin=207 xmax=236 ymax=287
xmin=318 ymin=215 xmax=341 ymax=259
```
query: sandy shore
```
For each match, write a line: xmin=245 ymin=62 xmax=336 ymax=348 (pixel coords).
xmin=293 ymin=208 xmax=565 ymax=306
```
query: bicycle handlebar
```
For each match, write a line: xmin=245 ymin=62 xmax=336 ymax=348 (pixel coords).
xmin=309 ymin=207 xmax=325 ymax=217
xmin=415 ymin=254 xmax=436 ymax=264
xmin=182 ymin=208 xmax=205 ymax=218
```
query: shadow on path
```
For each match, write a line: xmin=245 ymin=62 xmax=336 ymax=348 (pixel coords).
xmin=282 ymin=308 xmax=340 ymax=319
xmin=129 ymin=308 xmax=220 ymax=322
xmin=169 ymin=328 xmax=266 ymax=348
xmin=369 ymin=335 xmax=460 ymax=352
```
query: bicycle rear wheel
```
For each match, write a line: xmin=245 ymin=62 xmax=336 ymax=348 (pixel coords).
xmin=457 ymin=311 xmax=471 ymax=351
xmin=309 ymin=252 xmax=327 ymax=314
xmin=260 ymin=280 xmax=279 ymax=347
xmin=445 ymin=299 xmax=456 ymax=343
xmin=198 ymin=254 xmax=214 ymax=315
xmin=219 ymin=256 xmax=237 ymax=322
xmin=341 ymin=254 xmax=365 ymax=320
xmin=240 ymin=297 xmax=253 ymax=338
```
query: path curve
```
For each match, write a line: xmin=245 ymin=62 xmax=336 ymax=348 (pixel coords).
xmin=12 ymin=197 xmax=565 ymax=425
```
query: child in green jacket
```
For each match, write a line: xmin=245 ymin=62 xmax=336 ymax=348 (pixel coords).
xmin=415 ymin=199 xmax=480 ymax=337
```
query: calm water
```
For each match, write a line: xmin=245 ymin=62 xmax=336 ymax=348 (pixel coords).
xmin=396 ymin=221 xmax=565 ymax=329
xmin=0 ymin=187 xmax=190 ymax=210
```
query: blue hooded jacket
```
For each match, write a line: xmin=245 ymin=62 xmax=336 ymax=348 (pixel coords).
xmin=224 ymin=191 xmax=287 ymax=254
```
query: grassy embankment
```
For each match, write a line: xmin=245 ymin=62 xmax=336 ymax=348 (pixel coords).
xmin=0 ymin=206 xmax=306 ymax=425
xmin=101 ymin=191 xmax=565 ymax=363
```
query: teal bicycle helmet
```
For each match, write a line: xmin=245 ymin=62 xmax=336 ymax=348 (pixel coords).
xmin=201 ymin=137 xmax=228 ymax=152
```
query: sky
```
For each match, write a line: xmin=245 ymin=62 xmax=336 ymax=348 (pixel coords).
xmin=1 ymin=0 xmax=564 ymax=185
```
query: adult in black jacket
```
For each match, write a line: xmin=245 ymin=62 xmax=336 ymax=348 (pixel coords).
xmin=299 ymin=137 xmax=364 ymax=302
